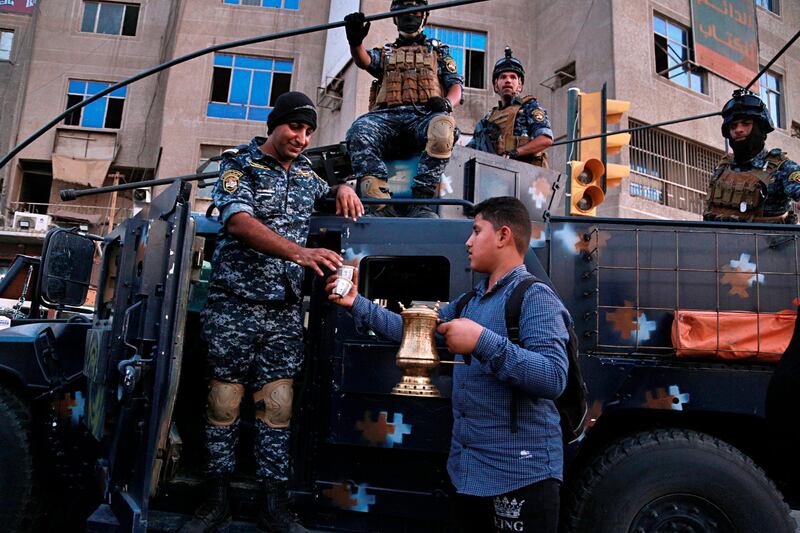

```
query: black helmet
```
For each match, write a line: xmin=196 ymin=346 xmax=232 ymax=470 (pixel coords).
xmin=390 ymin=0 xmax=427 ymax=10
xmin=492 ymin=47 xmax=525 ymax=84
xmin=720 ymin=89 xmax=774 ymax=139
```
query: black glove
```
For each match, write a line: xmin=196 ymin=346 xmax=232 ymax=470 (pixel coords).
xmin=344 ymin=12 xmax=370 ymax=47
xmin=425 ymin=96 xmax=453 ymax=114
xmin=507 ymin=149 xmax=520 ymax=160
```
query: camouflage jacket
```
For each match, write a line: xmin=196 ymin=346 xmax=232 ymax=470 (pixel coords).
xmin=209 ymin=137 xmax=329 ymax=302
xmin=468 ymin=96 xmax=553 ymax=155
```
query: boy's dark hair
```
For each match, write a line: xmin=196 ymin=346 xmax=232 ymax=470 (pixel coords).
xmin=472 ymin=196 xmax=531 ymax=254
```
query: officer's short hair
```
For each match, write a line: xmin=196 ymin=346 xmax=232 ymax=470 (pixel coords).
xmin=472 ymin=196 xmax=531 ymax=254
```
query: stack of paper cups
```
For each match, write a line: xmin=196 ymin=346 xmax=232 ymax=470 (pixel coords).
xmin=333 ymin=265 xmax=354 ymax=297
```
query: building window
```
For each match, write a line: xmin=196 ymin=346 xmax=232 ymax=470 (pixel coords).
xmin=427 ymin=26 xmax=486 ymax=89
xmin=197 ymin=145 xmax=229 ymax=199
xmin=629 ymin=118 xmax=723 ymax=215
xmin=653 ymin=14 xmax=705 ymax=94
xmin=208 ymin=53 xmax=292 ymax=122
xmin=222 ymin=0 xmax=299 ymax=9
xmin=759 ymin=70 xmax=783 ymax=129
xmin=81 ymin=2 xmax=139 ymax=36
xmin=64 ymin=80 xmax=127 ymax=129
xmin=0 ymin=30 xmax=13 ymax=61
xmin=755 ymin=0 xmax=778 ymax=14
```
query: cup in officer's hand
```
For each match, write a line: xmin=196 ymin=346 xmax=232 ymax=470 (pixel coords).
xmin=326 ymin=267 xmax=359 ymax=309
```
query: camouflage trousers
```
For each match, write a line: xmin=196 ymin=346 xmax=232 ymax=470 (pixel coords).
xmin=201 ymin=290 xmax=303 ymax=482
xmin=346 ymin=106 xmax=450 ymax=196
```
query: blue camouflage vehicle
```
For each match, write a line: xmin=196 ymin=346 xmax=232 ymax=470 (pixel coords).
xmin=0 ymin=146 xmax=798 ymax=532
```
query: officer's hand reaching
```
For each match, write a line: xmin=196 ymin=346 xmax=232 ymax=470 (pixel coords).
xmin=344 ymin=12 xmax=370 ymax=47
xmin=506 ymin=149 xmax=520 ymax=160
xmin=425 ymin=96 xmax=453 ymax=114
xmin=335 ymin=184 xmax=364 ymax=221
xmin=294 ymin=247 xmax=343 ymax=277
xmin=326 ymin=268 xmax=359 ymax=309
xmin=437 ymin=318 xmax=484 ymax=355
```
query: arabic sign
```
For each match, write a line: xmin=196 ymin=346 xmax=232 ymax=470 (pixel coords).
xmin=692 ymin=0 xmax=759 ymax=88
xmin=0 ymin=0 xmax=37 ymax=14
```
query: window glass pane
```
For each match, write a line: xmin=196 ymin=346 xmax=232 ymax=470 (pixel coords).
xmin=467 ymin=50 xmax=484 ymax=88
xmin=262 ymin=0 xmax=280 ymax=6
xmin=223 ymin=0 xmax=238 ymax=4
xmin=69 ymin=80 xmax=87 ymax=94
xmin=274 ymin=60 xmax=292 ymax=73
xmin=235 ymin=56 xmax=272 ymax=70
xmin=284 ymin=0 xmax=299 ymax=9
xmin=248 ymin=107 xmax=269 ymax=121
xmin=87 ymin=81 xmax=109 ymax=95
xmin=250 ymin=71 xmax=271 ymax=106
xmin=653 ymin=15 xmax=666 ymax=35
xmin=97 ymin=3 xmax=124 ymax=35
xmin=243 ymin=0 xmax=260 ymax=5
xmin=83 ymin=98 xmax=108 ymax=128
xmin=65 ymin=94 xmax=84 ymax=126
xmin=470 ymin=32 xmax=486 ymax=50
xmin=214 ymin=53 xmax=234 ymax=67
xmin=0 ymin=31 xmax=11 ymax=61
xmin=211 ymin=67 xmax=232 ymax=102
xmin=654 ymin=35 xmax=668 ymax=72
xmin=230 ymin=69 xmax=252 ymax=104
xmin=109 ymin=85 xmax=127 ymax=97
xmin=672 ymin=71 xmax=689 ymax=88
xmin=122 ymin=5 xmax=139 ymax=36
xmin=667 ymin=21 xmax=686 ymax=46
xmin=81 ymin=2 xmax=98 ymax=32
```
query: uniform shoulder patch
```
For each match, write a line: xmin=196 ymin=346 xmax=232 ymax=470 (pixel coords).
xmin=444 ymin=56 xmax=458 ymax=73
xmin=221 ymin=169 xmax=243 ymax=193
xmin=788 ymin=171 xmax=800 ymax=183
xmin=532 ymin=108 xmax=546 ymax=122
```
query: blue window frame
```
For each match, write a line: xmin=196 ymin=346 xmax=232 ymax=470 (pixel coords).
xmin=64 ymin=80 xmax=127 ymax=129
xmin=759 ymin=70 xmax=783 ymax=128
xmin=222 ymin=0 xmax=299 ymax=9
xmin=208 ymin=53 xmax=293 ymax=122
xmin=427 ymin=25 xmax=486 ymax=88
xmin=755 ymin=0 xmax=778 ymax=14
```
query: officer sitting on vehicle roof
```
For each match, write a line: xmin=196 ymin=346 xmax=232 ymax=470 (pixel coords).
xmin=704 ymin=89 xmax=800 ymax=223
xmin=468 ymin=47 xmax=553 ymax=168
xmin=343 ymin=0 xmax=463 ymax=218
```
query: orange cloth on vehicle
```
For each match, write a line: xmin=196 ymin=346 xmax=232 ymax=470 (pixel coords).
xmin=672 ymin=310 xmax=797 ymax=362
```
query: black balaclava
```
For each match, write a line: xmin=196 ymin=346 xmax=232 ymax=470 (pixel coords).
xmin=730 ymin=120 xmax=767 ymax=164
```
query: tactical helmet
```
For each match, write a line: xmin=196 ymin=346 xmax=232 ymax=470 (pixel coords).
xmin=720 ymin=89 xmax=774 ymax=139
xmin=492 ymin=47 xmax=525 ymax=84
xmin=390 ymin=0 xmax=428 ymax=11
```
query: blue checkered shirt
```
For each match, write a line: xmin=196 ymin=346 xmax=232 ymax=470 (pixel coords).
xmin=350 ymin=264 xmax=571 ymax=496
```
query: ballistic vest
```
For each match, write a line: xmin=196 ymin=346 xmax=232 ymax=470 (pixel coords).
xmin=704 ymin=152 xmax=789 ymax=223
xmin=369 ymin=44 xmax=445 ymax=110
xmin=487 ymin=96 xmax=548 ymax=168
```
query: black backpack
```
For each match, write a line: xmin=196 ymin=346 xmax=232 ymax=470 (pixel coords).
xmin=454 ymin=275 xmax=588 ymax=445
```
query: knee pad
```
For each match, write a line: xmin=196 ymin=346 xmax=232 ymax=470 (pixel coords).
xmin=206 ymin=379 xmax=245 ymax=426
xmin=426 ymin=115 xmax=456 ymax=159
xmin=360 ymin=176 xmax=391 ymax=200
xmin=254 ymin=378 xmax=294 ymax=429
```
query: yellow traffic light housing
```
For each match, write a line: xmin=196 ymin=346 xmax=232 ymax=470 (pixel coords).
xmin=570 ymin=158 xmax=605 ymax=216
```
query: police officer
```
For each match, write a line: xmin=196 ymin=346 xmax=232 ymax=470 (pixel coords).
xmin=468 ymin=48 xmax=553 ymax=167
xmin=704 ymin=89 xmax=800 ymax=223
xmin=182 ymin=92 xmax=362 ymax=533
xmin=344 ymin=0 xmax=463 ymax=218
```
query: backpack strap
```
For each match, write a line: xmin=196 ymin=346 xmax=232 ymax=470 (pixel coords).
xmin=506 ymin=275 xmax=538 ymax=433
xmin=454 ymin=290 xmax=477 ymax=364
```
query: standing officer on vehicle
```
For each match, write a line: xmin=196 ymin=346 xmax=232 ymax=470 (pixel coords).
xmin=181 ymin=92 xmax=362 ymax=533
xmin=468 ymin=48 xmax=553 ymax=168
xmin=327 ymin=197 xmax=570 ymax=532
xmin=704 ymin=89 xmax=800 ymax=223
xmin=343 ymin=0 xmax=463 ymax=218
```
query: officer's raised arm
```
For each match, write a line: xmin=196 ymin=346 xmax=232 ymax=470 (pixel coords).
xmin=345 ymin=12 xmax=372 ymax=69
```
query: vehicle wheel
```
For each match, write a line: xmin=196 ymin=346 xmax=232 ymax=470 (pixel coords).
xmin=0 ymin=387 xmax=39 ymax=532
xmin=563 ymin=429 xmax=795 ymax=533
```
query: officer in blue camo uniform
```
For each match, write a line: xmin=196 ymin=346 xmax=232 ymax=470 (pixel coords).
xmin=182 ymin=92 xmax=362 ymax=533
xmin=468 ymin=47 xmax=553 ymax=168
xmin=343 ymin=0 xmax=463 ymax=218
xmin=704 ymin=89 xmax=800 ymax=223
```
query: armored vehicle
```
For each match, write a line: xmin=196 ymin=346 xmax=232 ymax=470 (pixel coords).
xmin=0 ymin=147 xmax=798 ymax=533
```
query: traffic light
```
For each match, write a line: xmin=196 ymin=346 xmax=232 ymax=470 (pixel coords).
xmin=569 ymin=158 xmax=605 ymax=216
xmin=567 ymin=89 xmax=631 ymax=216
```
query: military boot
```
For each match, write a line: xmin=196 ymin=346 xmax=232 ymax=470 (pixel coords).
xmin=361 ymin=176 xmax=399 ymax=217
xmin=406 ymin=186 xmax=439 ymax=219
xmin=179 ymin=477 xmax=231 ymax=533
xmin=257 ymin=480 xmax=308 ymax=533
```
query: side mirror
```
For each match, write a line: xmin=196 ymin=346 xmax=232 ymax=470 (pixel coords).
xmin=40 ymin=229 xmax=95 ymax=307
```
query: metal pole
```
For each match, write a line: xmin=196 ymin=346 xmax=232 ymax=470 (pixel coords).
xmin=744 ymin=28 xmax=800 ymax=91
xmin=0 ymin=0 xmax=490 ymax=171
xmin=565 ymin=88 xmax=580 ymax=216
xmin=601 ymin=82 xmax=607 ymax=192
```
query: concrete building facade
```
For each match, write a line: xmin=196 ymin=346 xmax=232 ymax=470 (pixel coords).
xmin=0 ymin=0 xmax=798 ymax=264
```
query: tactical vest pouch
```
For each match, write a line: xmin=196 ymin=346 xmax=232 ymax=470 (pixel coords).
xmin=371 ymin=45 xmax=443 ymax=110
xmin=705 ymin=167 xmax=768 ymax=222
xmin=368 ymin=80 xmax=380 ymax=110
xmin=382 ymin=70 xmax=404 ymax=107
xmin=401 ymin=69 xmax=419 ymax=103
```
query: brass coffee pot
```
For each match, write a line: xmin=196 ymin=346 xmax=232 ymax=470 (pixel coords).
xmin=392 ymin=302 xmax=441 ymax=397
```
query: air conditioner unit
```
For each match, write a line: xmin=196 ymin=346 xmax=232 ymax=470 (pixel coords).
xmin=13 ymin=212 xmax=52 ymax=232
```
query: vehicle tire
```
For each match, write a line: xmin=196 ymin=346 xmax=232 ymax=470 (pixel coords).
xmin=563 ymin=429 xmax=795 ymax=533
xmin=0 ymin=387 xmax=39 ymax=532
